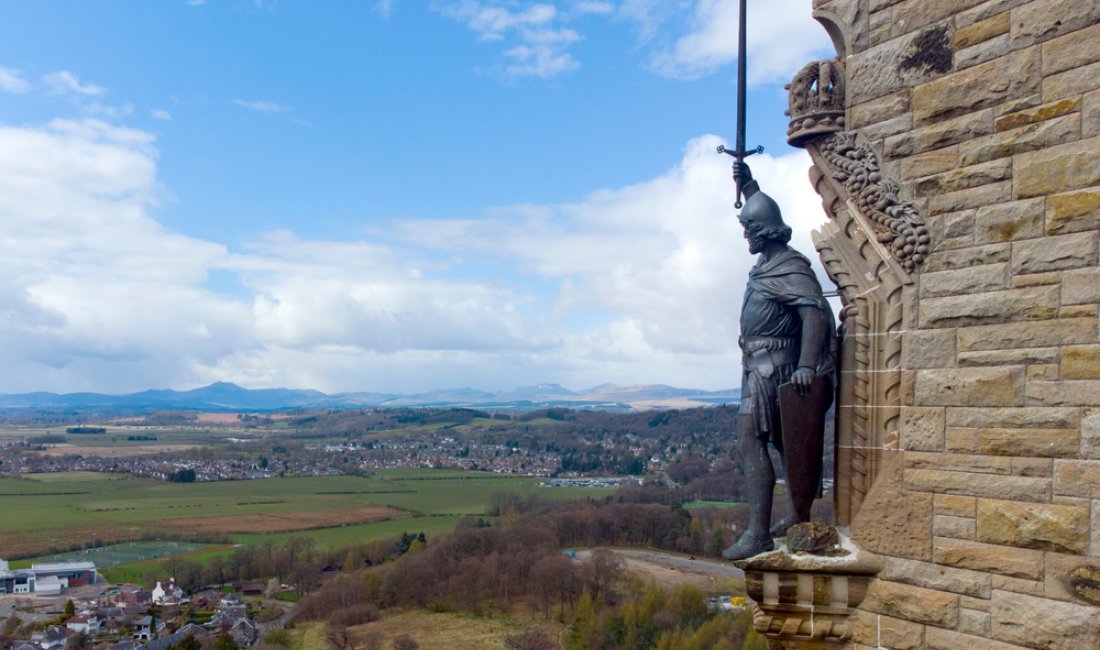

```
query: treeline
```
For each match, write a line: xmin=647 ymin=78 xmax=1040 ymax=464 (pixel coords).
xmin=300 ymin=495 xmax=744 ymax=616
xmin=288 ymin=491 xmax=769 ymax=650
xmin=146 ymin=531 xmax=426 ymax=597
xmin=66 ymin=426 xmax=107 ymax=434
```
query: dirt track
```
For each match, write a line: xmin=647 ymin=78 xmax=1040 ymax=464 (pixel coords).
xmin=575 ymin=548 xmax=744 ymax=589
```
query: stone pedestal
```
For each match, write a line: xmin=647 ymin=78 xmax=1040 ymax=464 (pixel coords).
xmin=735 ymin=531 xmax=882 ymax=650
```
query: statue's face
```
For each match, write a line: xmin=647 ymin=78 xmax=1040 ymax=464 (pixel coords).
xmin=739 ymin=218 xmax=765 ymax=254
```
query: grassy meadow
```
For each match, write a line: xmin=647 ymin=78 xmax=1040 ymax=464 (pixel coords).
xmin=0 ymin=469 xmax=613 ymax=562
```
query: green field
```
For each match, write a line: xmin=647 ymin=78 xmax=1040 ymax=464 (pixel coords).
xmin=0 ymin=426 xmax=247 ymax=447
xmin=0 ymin=469 xmax=613 ymax=559
xmin=683 ymin=500 xmax=745 ymax=510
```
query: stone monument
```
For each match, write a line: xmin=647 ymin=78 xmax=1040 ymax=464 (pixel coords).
xmin=729 ymin=1 xmax=1100 ymax=648
xmin=721 ymin=163 xmax=837 ymax=561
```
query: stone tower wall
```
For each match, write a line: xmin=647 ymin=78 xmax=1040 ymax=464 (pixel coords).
xmin=808 ymin=1 xmax=1100 ymax=648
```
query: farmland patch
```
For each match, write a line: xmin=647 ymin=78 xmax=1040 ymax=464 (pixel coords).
xmin=152 ymin=505 xmax=402 ymax=534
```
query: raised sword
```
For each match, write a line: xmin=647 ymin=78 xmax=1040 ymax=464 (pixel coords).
xmin=717 ymin=0 xmax=764 ymax=209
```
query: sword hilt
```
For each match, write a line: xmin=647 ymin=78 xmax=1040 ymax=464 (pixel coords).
xmin=717 ymin=144 xmax=764 ymax=208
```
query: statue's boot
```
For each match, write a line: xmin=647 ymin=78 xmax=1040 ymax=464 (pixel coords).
xmin=769 ymin=513 xmax=801 ymax=538
xmin=722 ymin=530 xmax=774 ymax=561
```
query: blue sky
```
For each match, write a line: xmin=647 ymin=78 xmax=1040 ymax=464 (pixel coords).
xmin=0 ymin=0 xmax=835 ymax=394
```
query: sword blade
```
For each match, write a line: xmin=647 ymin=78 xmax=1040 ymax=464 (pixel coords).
xmin=735 ymin=0 xmax=747 ymax=157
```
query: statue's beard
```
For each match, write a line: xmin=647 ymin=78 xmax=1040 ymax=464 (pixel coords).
xmin=747 ymin=235 xmax=765 ymax=254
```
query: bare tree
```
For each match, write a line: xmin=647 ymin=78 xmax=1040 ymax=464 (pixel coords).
xmin=503 ymin=626 xmax=556 ymax=650
xmin=290 ymin=560 xmax=318 ymax=598
xmin=324 ymin=624 xmax=359 ymax=650
xmin=582 ymin=549 xmax=625 ymax=605
xmin=205 ymin=556 xmax=228 ymax=587
xmin=361 ymin=631 xmax=384 ymax=650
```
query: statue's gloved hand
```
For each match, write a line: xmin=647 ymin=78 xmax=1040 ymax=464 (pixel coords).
xmin=732 ymin=160 xmax=753 ymax=187
xmin=791 ymin=366 xmax=815 ymax=396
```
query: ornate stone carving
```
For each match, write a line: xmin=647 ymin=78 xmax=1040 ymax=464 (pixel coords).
xmin=815 ymin=132 xmax=930 ymax=273
xmin=736 ymin=535 xmax=883 ymax=649
xmin=807 ymin=150 xmax=907 ymax=526
xmin=787 ymin=59 xmax=929 ymax=273
xmin=786 ymin=59 xmax=846 ymax=147
xmin=784 ymin=57 xmax=923 ymax=527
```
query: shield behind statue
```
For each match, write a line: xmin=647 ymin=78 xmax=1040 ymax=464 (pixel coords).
xmin=778 ymin=374 xmax=832 ymax=507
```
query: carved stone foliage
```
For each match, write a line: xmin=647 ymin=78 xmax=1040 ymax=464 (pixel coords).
xmin=787 ymin=59 xmax=929 ymax=271
xmin=816 ymin=132 xmax=930 ymax=273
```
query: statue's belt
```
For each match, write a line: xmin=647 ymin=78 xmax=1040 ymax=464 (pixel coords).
xmin=740 ymin=337 xmax=798 ymax=378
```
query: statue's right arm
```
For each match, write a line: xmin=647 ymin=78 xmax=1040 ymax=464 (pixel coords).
xmin=733 ymin=161 xmax=760 ymax=198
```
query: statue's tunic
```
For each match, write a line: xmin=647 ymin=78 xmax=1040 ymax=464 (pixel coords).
xmin=740 ymin=248 xmax=835 ymax=441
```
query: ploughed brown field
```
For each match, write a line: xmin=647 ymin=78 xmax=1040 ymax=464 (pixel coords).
xmin=152 ymin=505 xmax=403 ymax=534
xmin=0 ymin=523 xmax=134 ymax=558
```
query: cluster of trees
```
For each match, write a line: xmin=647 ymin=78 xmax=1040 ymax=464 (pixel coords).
xmin=290 ymin=491 xmax=744 ymax=621
xmin=166 ymin=469 xmax=197 ymax=483
xmin=148 ymin=531 xmax=427 ymax=597
xmin=665 ymin=458 xmax=747 ymax=502
xmin=293 ymin=534 xmax=764 ymax=650
xmin=569 ymin=583 xmax=767 ymax=650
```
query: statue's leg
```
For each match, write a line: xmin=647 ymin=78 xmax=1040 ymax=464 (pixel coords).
xmin=789 ymin=454 xmax=819 ymax=523
xmin=722 ymin=414 xmax=775 ymax=560
xmin=769 ymin=434 xmax=802 ymax=537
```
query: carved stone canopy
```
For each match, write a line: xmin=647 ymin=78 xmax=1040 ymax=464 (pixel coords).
xmin=786 ymin=59 xmax=846 ymax=147
xmin=785 ymin=57 xmax=931 ymax=529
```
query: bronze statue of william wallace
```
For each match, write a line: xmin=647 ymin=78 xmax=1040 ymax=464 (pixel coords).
xmin=722 ymin=161 xmax=837 ymax=561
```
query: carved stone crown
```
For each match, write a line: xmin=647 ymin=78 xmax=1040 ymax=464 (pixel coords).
xmin=786 ymin=59 xmax=846 ymax=147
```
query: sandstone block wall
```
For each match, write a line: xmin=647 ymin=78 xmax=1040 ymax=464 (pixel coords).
xmin=812 ymin=0 xmax=1100 ymax=648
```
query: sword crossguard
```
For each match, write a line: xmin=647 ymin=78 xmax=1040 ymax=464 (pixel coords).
xmin=718 ymin=145 xmax=765 ymax=208
xmin=716 ymin=144 xmax=764 ymax=158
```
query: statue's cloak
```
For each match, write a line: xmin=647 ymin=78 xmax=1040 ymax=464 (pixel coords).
xmin=739 ymin=248 xmax=836 ymax=441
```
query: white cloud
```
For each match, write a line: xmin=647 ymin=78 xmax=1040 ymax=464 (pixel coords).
xmin=641 ymin=0 xmax=833 ymax=83
xmin=233 ymin=99 xmax=290 ymax=113
xmin=503 ymin=29 xmax=581 ymax=78
xmin=441 ymin=0 xmax=832 ymax=83
xmin=186 ymin=0 xmax=206 ymax=6
xmin=616 ymin=0 xmax=678 ymax=43
xmin=392 ymin=135 xmax=832 ymax=388
xmin=575 ymin=1 xmax=613 ymax=14
xmin=0 ymin=66 xmax=30 ymax=94
xmin=151 ymin=109 xmax=173 ymax=121
xmin=376 ymin=0 xmax=393 ymax=18
xmin=454 ymin=2 xmax=558 ymax=38
xmin=0 ymin=115 xmax=830 ymax=394
xmin=0 ymin=119 xmax=240 ymax=392
xmin=439 ymin=2 xmax=584 ymax=78
xmin=85 ymin=101 xmax=135 ymax=120
xmin=42 ymin=70 xmax=107 ymax=96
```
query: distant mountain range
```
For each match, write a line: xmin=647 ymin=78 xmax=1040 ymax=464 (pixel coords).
xmin=0 ymin=381 xmax=739 ymax=412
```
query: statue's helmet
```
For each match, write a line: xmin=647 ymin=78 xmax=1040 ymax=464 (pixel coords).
xmin=739 ymin=189 xmax=792 ymax=243
xmin=739 ymin=190 xmax=785 ymax=229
